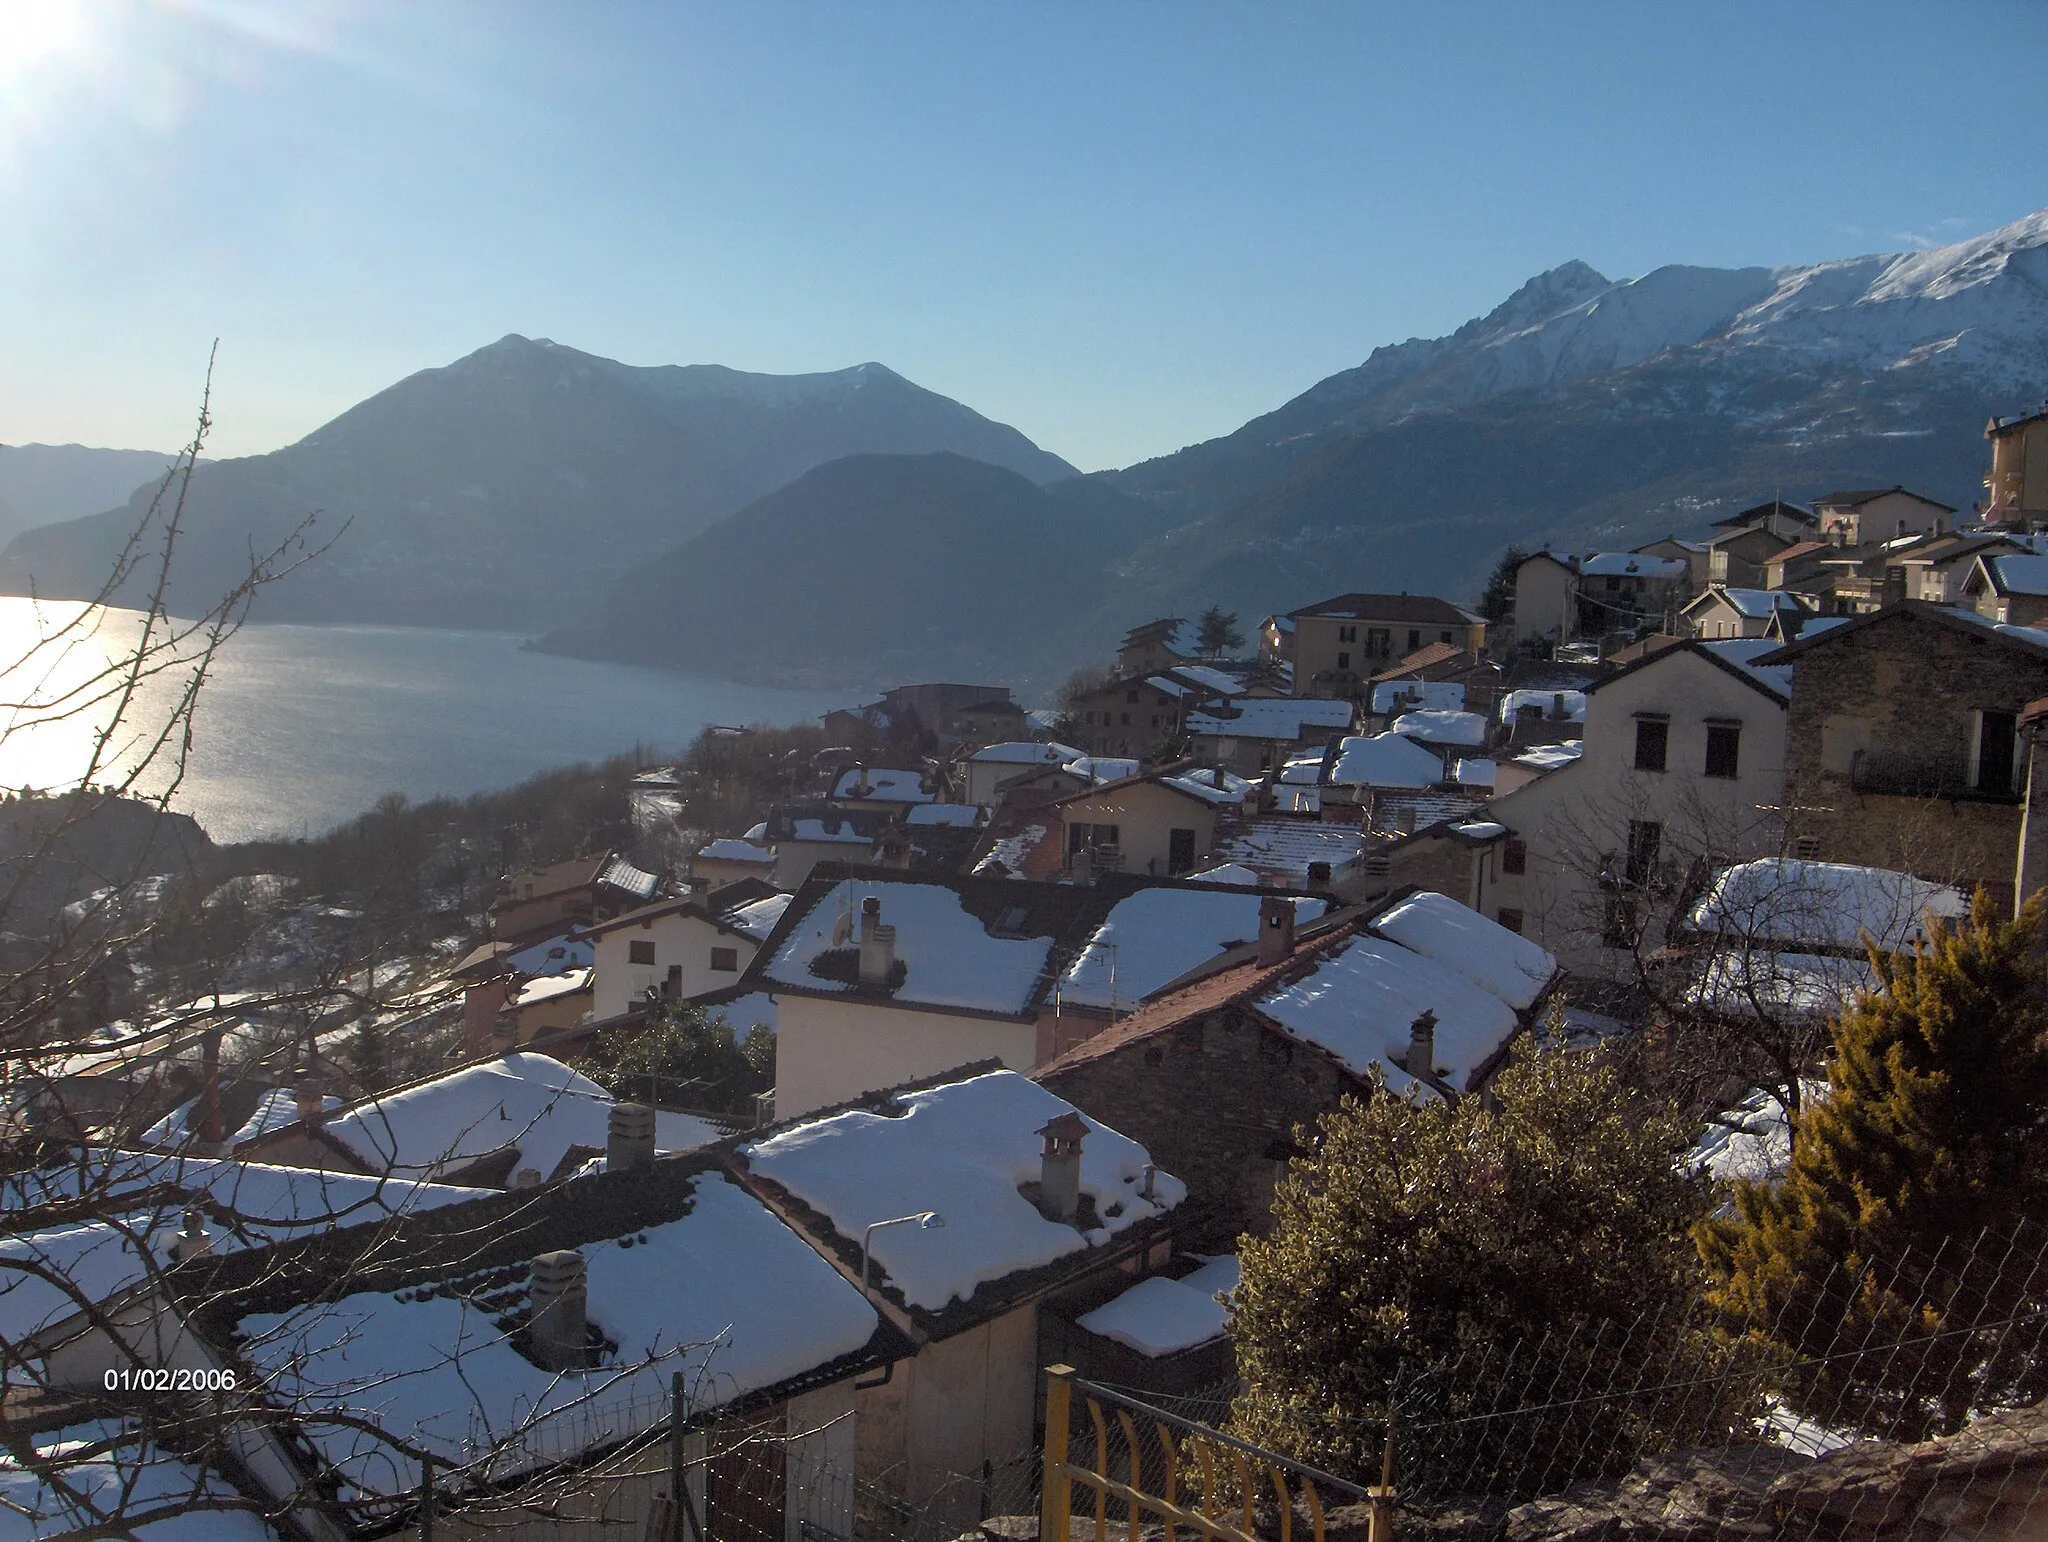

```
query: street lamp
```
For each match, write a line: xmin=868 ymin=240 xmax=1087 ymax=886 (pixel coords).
xmin=860 ymin=1210 xmax=945 ymax=1298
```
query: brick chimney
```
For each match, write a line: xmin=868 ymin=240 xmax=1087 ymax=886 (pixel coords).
xmin=1035 ymin=1112 xmax=1089 ymax=1223
xmin=528 ymin=1250 xmax=588 ymax=1371
xmin=1257 ymin=895 xmax=1296 ymax=965
xmin=607 ymin=1101 xmax=657 ymax=1171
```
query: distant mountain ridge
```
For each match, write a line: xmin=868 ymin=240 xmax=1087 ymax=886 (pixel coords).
xmin=0 ymin=337 xmax=1076 ymax=628
xmin=0 ymin=444 xmax=182 ymax=549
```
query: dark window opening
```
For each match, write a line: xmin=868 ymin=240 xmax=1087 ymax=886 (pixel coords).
xmin=1705 ymin=723 xmax=1741 ymax=779
xmin=710 ymin=946 xmax=738 ymax=972
xmin=1634 ymin=718 xmax=1669 ymax=772
xmin=1976 ymin=709 xmax=2018 ymax=794
xmin=1496 ymin=908 xmax=1524 ymax=934
xmin=628 ymin=940 xmax=656 ymax=965
xmin=1501 ymin=838 xmax=1527 ymax=875
xmin=1168 ymin=827 xmax=1197 ymax=874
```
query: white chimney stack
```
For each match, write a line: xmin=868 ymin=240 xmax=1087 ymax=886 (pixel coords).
xmin=1035 ymin=1112 xmax=1089 ymax=1223
xmin=858 ymin=896 xmax=897 ymax=987
xmin=608 ymin=1101 xmax=657 ymax=1171
xmin=529 ymin=1249 xmax=588 ymax=1371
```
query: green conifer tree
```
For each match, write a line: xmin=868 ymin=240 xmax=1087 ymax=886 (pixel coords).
xmin=1697 ymin=894 xmax=2048 ymax=1437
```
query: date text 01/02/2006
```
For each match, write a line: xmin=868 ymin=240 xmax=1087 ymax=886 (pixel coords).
xmin=103 ymin=1367 xmax=239 ymax=1392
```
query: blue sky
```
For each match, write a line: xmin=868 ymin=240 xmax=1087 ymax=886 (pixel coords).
xmin=2 ymin=0 xmax=2044 ymax=470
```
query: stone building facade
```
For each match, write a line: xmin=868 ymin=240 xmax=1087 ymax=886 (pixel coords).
xmin=1772 ymin=604 xmax=2048 ymax=910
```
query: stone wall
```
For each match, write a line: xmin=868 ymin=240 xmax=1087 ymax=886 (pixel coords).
xmin=1784 ymin=612 xmax=2048 ymax=901
xmin=1037 ymin=1003 xmax=1356 ymax=1241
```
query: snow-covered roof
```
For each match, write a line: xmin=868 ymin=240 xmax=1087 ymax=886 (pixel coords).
xmin=968 ymin=741 xmax=1084 ymax=766
xmin=697 ymin=838 xmax=774 ymax=864
xmin=1252 ymin=896 xmax=1555 ymax=1093
xmin=1326 ymin=733 xmax=1444 ymax=789
xmin=696 ymin=990 xmax=778 ymax=1036
xmin=831 ymin=766 xmax=932 ymax=804
xmin=785 ymin=819 xmax=874 ymax=844
xmin=596 ymin=856 xmax=660 ymax=901
xmin=1075 ymin=1254 xmax=1239 ymax=1357
xmin=506 ymin=932 xmax=594 ymax=975
xmin=971 ymin=821 xmax=1050 ymax=879
xmin=0 ymin=1420 xmax=276 ymax=1541
xmin=1212 ymin=816 xmax=1365 ymax=881
xmin=238 ymin=1171 xmax=880 ymax=1498
xmin=1511 ymin=740 xmax=1584 ymax=773
xmin=1700 ymin=638 xmax=1793 ymax=697
xmin=0 ymin=1154 xmax=491 ymax=1344
xmin=1059 ymin=888 xmax=1330 ymax=1010
xmin=1686 ymin=949 xmax=1879 ymax=1020
xmin=1935 ymin=604 xmax=2048 ymax=653
xmin=1686 ymin=859 xmax=1968 ymax=952
xmin=1391 ymin=709 xmax=1489 ymax=747
xmin=723 ymin=893 xmax=790 ymax=941
xmin=513 ymin=968 xmax=591 ymax=1009
xmin=1186 ymin=862 xmax=1260 ymax=886
xmin=229 ymin=1088 xmax=342 ymax=1145
xmin=1498 ymin=689 xmax=1587 ymax=723
xmin=319 ymin=1054 xmax=623 ymax=1182
xmin=1370 ymin=680 xmax=1465 ymax=714
xmin=743 ymin=1071 xmax=1184 ymax=1313
xmin=1170 ymin=664 xmax=1246 ymax=696
xmin=1158 ymin=768 xmax=1251 ymax=805
xmin=1452 ymin=758 xmax=1497 ymax=788
xmin=1185 ymin=698 xmax=1354 ymax=741
xmin=1067 ymin=755 xmax=1139 ymax=784
xmin=1373 ymin=891 xmax=1555 ymax=1010
xmin=1717 ymin=587 xmax=1808 ymax=619
xmin=1989 ymin=554 xmax=2048 ymax=597
xmin=761 ymin=878 xmax=1053 ymax=1015
xmin=906 ymin=803 xmax=983 ymax=827
xmin=1277 ymin=752 xmax=1325 ymax=785
xmin=1581 ymin=553 xmax=1689 ymax=579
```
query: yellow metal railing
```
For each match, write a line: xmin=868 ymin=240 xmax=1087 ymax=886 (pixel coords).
xmin=1038 ymin=1365 xmax=1393 ymax=1542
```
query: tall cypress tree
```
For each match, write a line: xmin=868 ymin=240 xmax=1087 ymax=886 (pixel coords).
xmin=1698 ymin=894 xmax=2048 ymax=1437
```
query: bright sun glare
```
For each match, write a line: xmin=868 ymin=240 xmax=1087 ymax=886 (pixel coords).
xmin=0 ymin=0 xmax=92 ymax=87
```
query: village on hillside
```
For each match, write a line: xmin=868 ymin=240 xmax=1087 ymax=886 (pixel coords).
xmin=6 ymin=402 xmax=2048 ymax=1539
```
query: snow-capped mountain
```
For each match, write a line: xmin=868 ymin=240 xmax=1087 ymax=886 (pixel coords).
xmin=1279 ymin=209 xmax=2048 ymax=433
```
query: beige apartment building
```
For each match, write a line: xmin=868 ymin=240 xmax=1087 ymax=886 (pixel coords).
xmin=1287 ymin=592 xmax=1485 ymax=697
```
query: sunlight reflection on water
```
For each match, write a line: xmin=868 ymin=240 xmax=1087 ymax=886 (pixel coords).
xmin=0 ymin=600 xmax=843 ymax=844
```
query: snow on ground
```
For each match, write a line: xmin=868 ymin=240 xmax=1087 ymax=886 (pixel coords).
xmin=743 ymin=1070 xmax=1184 ymax=1312
xmin=1373 ymin=891 xmax=1556 ymax=1010
xmin=1371 ymin=680 xmax=1465 ymax=714
xmin=1059 ymin=888 xmax=1329 ymax=1010
xmin=1688 ymin=859 xmax=1967 ymax=951
xmin=1391 ymin=709 xmax=1489 ymax=747
xmin=1498 ymin=689 xmax=1587 ymax=723
xmin=323 ymin=1053 xmax=617 ymax=1181
xmin=723 ymin=893 xmax=790 ymax=940
xmin=238 ymin=1173 xmax=878 ymax=1498
xmin=763 ymin=879 xmax=1052 ymax=1014
xmin=0 ymin=1420 xmax=275 ymax=1542
xmin=1690 ymin=1086 xmax=1798 ymax=1188
xmin=1326 ymin=733 xmax=1443 ymax=789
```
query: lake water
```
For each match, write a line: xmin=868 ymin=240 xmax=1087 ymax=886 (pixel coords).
xmin=0 ymin=600 xmax=844 ymax=843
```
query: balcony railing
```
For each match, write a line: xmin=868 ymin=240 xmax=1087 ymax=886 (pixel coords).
xmin=1847 ymin=748 xmax=2020 ymax=804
